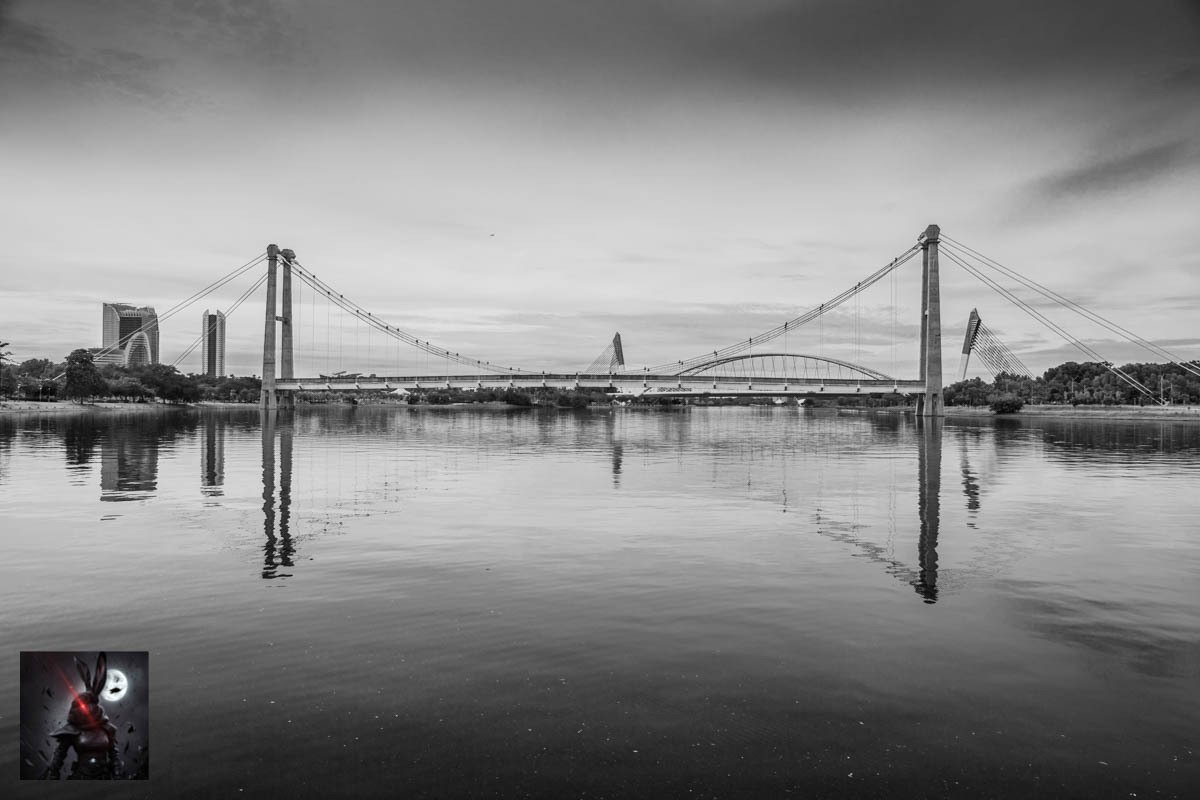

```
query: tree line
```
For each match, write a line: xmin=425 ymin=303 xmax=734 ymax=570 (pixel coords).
xmin=1 ymin=349 xmax=262 ymax=404
xmin=4 ymin=346 xmax=1198 ymax=410
xmin=944 ymin=361 xmax=1200 ymax=409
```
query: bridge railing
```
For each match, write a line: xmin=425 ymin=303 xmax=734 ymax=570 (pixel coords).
xmin=274 ymin=372 xmax=927 ymax=396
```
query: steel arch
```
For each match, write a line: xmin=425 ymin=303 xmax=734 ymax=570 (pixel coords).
xmin=674 ymin=352 xmax=893 ymax=380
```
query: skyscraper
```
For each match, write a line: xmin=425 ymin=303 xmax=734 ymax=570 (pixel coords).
xmin=101 ymin=303 xmax=159 ymax=367
xmin=201 ymin=309 xmax=226 ymax=377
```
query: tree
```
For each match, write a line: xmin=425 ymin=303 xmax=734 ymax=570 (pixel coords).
xmin=107 ymin=376 xmax=149 ymax=402
xmin=1 ymin=365 xmax=16 ymax=397
xmin=0 ymin=341 xmax=14 ymax=396
xmin=17 ymin=379 xmax=53 ymax=400
xmin=133 ymin=363 xmax=201 ymax=403
xmin=18 ymin=357 xmax=55 ymax=378
xmin=944 ymin=377 xmax=991 ymax=406
xmin=62 ymin=349 xmax=108 ymax=403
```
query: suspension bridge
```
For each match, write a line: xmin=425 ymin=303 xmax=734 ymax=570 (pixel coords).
xmin=123 ymin=222 xmax=1197 ymax=412
xmin=253 ymin=224 xmax=949 ymax=413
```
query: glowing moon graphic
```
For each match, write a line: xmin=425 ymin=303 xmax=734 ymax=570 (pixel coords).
xmin=103 ymin=669 xmax=128 ymax=702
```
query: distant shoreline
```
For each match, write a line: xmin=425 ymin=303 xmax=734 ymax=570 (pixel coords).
xmin=4 ymin=399 xmax=1197 ymax=421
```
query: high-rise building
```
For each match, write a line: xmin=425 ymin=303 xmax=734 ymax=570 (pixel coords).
xmin=201 ymin=309 xmax=226 ymax=377
xmin=101 ymin=303 xmax=159 ymax=367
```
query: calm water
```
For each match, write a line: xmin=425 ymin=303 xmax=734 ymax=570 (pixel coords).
xmin=2 ymin=406 xmax=1197 ymax=798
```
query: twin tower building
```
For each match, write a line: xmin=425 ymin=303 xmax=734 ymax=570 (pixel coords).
xmin=98 ymin=303 xmax=226 ymax=377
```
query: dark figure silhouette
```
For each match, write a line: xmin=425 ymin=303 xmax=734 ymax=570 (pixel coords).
xmin=43 ymin=653 xmax=122 ymax=779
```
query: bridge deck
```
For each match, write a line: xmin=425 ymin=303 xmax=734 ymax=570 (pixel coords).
xmin=275 ymin=373 xmax=926 ymax=397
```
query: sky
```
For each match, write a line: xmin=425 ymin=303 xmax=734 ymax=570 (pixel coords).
xmin=2 ymin=0 xmax=1199 ymax=379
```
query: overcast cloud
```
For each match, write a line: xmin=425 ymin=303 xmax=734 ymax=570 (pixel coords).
xmin=2 ymin=0 xmax=1198 ymax=377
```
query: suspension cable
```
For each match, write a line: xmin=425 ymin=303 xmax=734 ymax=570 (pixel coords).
xmin=648 ymin=244 xmax=920 ymax=374
xmin=942 ymin=236 xmax=1200 ymax=379
xmin=172 ymin=273 xmax=269 ymax=366
xmin=941 ymin=248 xmax=1159 ymax=402
xmin=972 ymin=322 xmax=1032 ymax=378
xmin=94 ymin=252 xmax=268 ymax=363
xmin=281 ymin=254 xmax=531 ymax=375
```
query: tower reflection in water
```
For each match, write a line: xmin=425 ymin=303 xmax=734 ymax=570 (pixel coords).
xmin=913 ymin=418 xmax=941 ymax=603
xmin=807 ymin=416 xmax=943 ymax=604
xmin=260 ymin=411 xmax=295 ymax=579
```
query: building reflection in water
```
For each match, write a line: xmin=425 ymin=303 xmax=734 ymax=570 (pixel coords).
xmin=261 ymin=411 xmax=295 ymax=579
xmin=100 ymin=425 xmax=158 ymax=502
xmin=201 ymin=416 xmax=226 ymax=496
xmin=912 ymin=418 xmax=942 ymax=603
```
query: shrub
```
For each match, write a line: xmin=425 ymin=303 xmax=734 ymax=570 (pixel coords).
xmin=503 ymin=389 xmax=532 ymax=406
xmin=989 ymin=394 xmax=1024 ymax=414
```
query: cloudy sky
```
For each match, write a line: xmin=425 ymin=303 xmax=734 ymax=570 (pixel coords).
xmin=2 ymin=0 xmax=1198 ymax=378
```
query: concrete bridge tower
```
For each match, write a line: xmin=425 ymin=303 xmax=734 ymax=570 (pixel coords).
xmin=260 ymin=245 xmax=278 ymax=409
xmin=260 ymin=244 xmax=295 ymax=409
xmin=917 ymin=224 xmax=944 ymax=417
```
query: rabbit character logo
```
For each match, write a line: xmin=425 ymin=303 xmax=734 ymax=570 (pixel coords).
xmin=43 ymin=652 xmax=123 ymax=780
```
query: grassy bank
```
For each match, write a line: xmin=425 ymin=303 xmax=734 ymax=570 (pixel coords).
xmin=945 ymin=403 xmax=1200 ymax=420
xmin=0 ymin=400 xmax=196 ymax=417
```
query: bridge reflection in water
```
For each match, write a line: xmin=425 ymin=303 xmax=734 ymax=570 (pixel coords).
xmin=253 ymin=409 xmax=945 ymax=601
xmin=260 ymin=411 xmax=295 ymax=580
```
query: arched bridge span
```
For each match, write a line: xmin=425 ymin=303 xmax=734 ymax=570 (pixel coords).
xmin=675 ymin=353 xmax=893 ymax=381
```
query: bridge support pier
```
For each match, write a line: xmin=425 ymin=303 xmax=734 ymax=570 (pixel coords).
xmin=917 ymin=224 xmax=944 ymax=417
xmin=260 ymin=244 xmax=279 ymax=409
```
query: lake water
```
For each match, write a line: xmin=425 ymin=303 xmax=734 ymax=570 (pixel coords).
xmin=2 ymin=406 xmax=1197 ymax=798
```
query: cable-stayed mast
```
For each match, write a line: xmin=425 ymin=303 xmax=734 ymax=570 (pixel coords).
xmin=958 ymin=309 xmax=1032 ymax=380
xmin=584 ymin=332 xmax=625 ymax=373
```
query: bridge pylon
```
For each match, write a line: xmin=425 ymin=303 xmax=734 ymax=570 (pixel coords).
xmin=917 ymin=224 xmax=944 ymax=417
xmin=260 ymin=244 xmax=296 ymax=409
xmin=261 ymin=244 xmax=278 ymax=409
xmin=279 ymin=248 xmax=296 ymax=409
